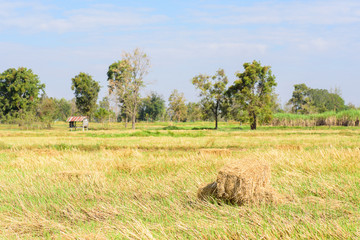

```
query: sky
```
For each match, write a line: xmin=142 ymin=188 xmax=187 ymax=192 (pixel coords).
xmin=1 ymin=0 xmax=360 ymax=106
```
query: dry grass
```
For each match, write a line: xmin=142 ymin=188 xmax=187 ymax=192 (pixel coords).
xmin=0 ymin=122 xmax=359 ymax=239
xmin=198 ymin=148 xmax=231 ymax=156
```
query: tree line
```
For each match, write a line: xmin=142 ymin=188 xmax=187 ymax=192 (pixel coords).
xmin=0 ymin=48 xmax=355 ymax=130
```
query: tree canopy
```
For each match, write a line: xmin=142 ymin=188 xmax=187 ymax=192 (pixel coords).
xmin=37 ymin=95 xmax=57 ymax=128
xmin=168 ymin=89 xmax=187 ymax=122
xmin=288 ymin=84 xmax=346 ymax=114
xmin=138 ymin=92 xmax=165 ymax=122
xmin=71 ymin=72 xmax=100 ymax=119
xmin=228 ymin=60 xmax=277 ymax=130
xmin=186 ymin=102 xmax=203 ymax=122
xmin=0 ymin=67 xmax=45 ymax=117
xmin=54 ymin=98 xmax=72 ymax=121
xmin=192 ymin=69 xmax=228 ymax=129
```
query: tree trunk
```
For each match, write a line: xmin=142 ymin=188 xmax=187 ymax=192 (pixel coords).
xmin=214 ymin=101 xmax=219 ymax=130
xmin=132 ymin=113 xmax=136 ymax=130
xmin=124 ymin=115 xmax=128 ymax=128
xmin=215 ymin=110 xmax=218 ymax=130
xmin=251 ymin=112 xmax=257 ymax=130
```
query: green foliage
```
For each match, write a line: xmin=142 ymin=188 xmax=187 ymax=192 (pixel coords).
xmin=37 ymin=95 xmax=57 ymax=128
xmin=94 ymin=107 xmax=111 ymax=123
xmin=162 ymin=125 xmax=184 ymax=130
xmin=168 ymin=89 xmax=187 ymax=122
xmin=15 ymin=109 xmax=38 ymax=128
xmin=186 ymin=102 xmax=203 ymax=122
xmin=273 ymin=109 xmax=360 ymax=127
xmin=288 ymin=84 xmax=346 ymax=114
xmin=138 ymin=92 xmax=165 ymax=121
xmin=228 ymin=60 xmax=277 ymax=130
xmin=192 ymin=69 xmax=228 ymax=129
xmin=287 ymin=84 xmax=310 ymax=114
xmin=0 ymin=67 xmax=45 ymax=117
xmin=71 ymin=72 xmax=100 ymax=119
xmin=54 ymin=98 xmax=72 ymax=121
xmin=310 ymin=89 xmax=346 ymax=112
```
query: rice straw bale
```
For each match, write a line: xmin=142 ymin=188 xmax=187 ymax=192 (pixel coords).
xmin=198 ymin=160 xmax=284 ymax=205
xmin=197 ymin=182 xmax=217 ymax=200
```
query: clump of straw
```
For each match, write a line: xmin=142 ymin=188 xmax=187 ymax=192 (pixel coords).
xmin=198 ymin=160 xmax=284 ymax=205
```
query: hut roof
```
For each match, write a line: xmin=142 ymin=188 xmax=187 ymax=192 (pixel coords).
xmin=66 ymin=116 xmax=87 ymax=122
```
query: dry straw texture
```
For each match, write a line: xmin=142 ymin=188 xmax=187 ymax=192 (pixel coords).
xmin=198 ymin=148 xmax=231 ymax=156
xmin=1 ymin=122 xmax=360 ymax=239
xmin=198 ymin=159 xmax=284 ymax=205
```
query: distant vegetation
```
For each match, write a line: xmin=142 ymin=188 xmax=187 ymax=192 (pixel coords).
xmin=272 ymin=109 xmax=360 ymax=127
xmin=0 ymin=50 xmax=358 ymax=130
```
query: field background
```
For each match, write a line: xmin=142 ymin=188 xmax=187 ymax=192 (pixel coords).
xmin=0 ymin=122 xmax=359 ymax=239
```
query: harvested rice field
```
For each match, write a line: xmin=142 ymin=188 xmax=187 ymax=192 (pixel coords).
xmin=0 ymin=122 xmax=359 ymax=239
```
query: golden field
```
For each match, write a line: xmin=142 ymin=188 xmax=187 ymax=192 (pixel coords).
xmin=0 ymin=122 xmax=359 ymax=239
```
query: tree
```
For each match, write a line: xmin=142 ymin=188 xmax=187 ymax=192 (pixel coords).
xmin=168 ymin=89 xmax=187 ymax=122
xmin=192 ymin=69 xmax=228 ymax=129
xmin=308 ymin=88 xmax=345 ymax=112
xmin=107 ymin=48 xmax=150 ymax=129
xmin=138 ymin=92 xmax=165 ymax=121
xmin=95 ymin=97 xmax=116 ymax=123
xmin=94 ymin=108 xmax=110 ymax=123
xmin=287 ymin=84 xmax=346 ymax=113
xmin=54 ymin=98 xmax=71 ymax=121
xmin=228 ymin=60 xmax=277 ymax=130
xmin=287 ymin=84 xmax=310 ymax=114
xmin=326 ymin=93 xmax=345 ymax=112
xmin=186 ymin=102 xmax=203 ymax=122
xmin=222 ymin=99 xmax=249 ymax=123
xmin=71 ymin=72 xmax=100 ymax=120
xmin=37 ymin=95 xmax=57 ymax=128
xmin=0 ymin=67 xmax=45 ymax=117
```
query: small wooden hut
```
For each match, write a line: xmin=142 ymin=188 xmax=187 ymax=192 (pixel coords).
xmin=66 ymin=116 xmax=89 ymax=131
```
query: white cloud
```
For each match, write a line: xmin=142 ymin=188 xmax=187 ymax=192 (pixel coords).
xmin=0 ymin=1 xmax=169 ymax=33
xmin=298 ymin=38 xmax=334 ymax=52
xmin=1 ymin=0 xmax=360 ymax=105
xmin=192 ymin=0 xmax=360 ymax=25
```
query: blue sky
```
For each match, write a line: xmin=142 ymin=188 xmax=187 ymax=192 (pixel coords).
xmin=1 ymin=0 xmax=360 ymax=106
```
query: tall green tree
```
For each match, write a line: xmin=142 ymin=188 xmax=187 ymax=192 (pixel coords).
xmin=228 ymin=60 xmax=277 ymax=130
xmin=71 ymin=72 xmax=100 ymax=120
xmin=0 ymin=67 xmax=45 ymax=117
xmin=192 ymin=69 xmax=228 ymax=129
xmin=168 ymin=89 xmax=187 ymax=122
xmin=138 ymin=92 xmax=165 ymax=121
xmin=308 ymin=88 xmax=346 ymax=112
xmin=287 ymin=83 xmax=314 ymax=114
xmin=287 ymin=84 xmax=346 ymax=113
xmin=107 ymin=48 xmax=150 ymax=129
